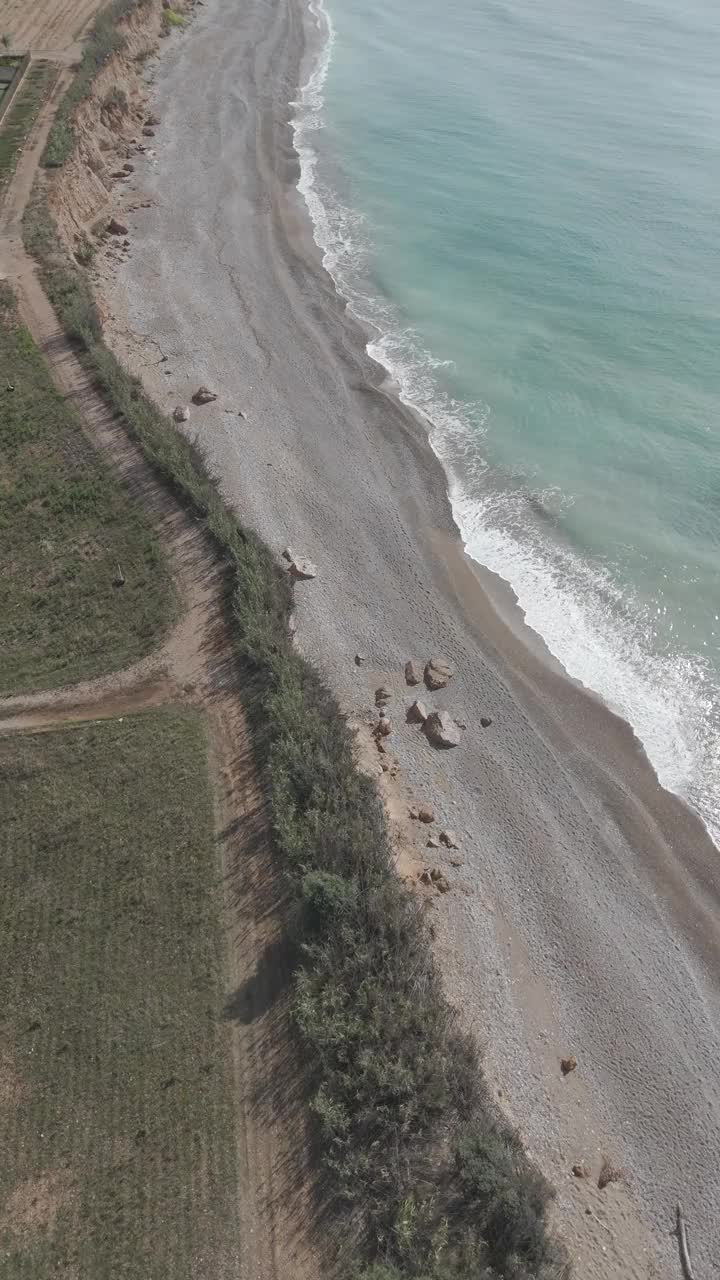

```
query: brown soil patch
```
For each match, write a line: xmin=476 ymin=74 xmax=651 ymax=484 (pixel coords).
xmin=2 ymin=1171 xmax=73 ymax=1238
xmin=1 ymin=0 xmax=101 ymax=52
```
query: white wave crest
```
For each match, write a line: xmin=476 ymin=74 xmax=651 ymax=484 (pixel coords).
xmin=289 ymin=0 xmax=720 ymax=847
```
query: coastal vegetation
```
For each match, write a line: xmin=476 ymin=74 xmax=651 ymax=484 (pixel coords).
xmin=23 ymin=175 xmax=566 ymax=1275
xmin=0 ymin=283 xmax=174 ymax=694
xmin=0 ymin=711 xmax=239 ymax=1278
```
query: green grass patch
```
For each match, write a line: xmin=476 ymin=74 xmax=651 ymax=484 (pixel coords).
xmin=161 ymin=8 xmax=188 ymax=28
xmin=0 ymin=710 xmax=240 ymax=1279
xmin=0 ymin=284 xmax=175 ymax=694
xmin=0 ymin=61 xmax=57 ymax=198
xmin=23 ymin=189 xmax=567 ymax=1278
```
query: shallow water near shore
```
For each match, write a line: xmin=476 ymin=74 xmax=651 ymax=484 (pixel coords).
xmin=292 ymin=0 xmax=720 ymax=841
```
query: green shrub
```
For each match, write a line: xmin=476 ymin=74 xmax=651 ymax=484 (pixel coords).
xmin=74 ymin=234 xmax=96 ymax=266
xmin=455 ymin=1128 xmax=558 ymax=1273
xmin=161 ymin=8 xmax=187 ymax=27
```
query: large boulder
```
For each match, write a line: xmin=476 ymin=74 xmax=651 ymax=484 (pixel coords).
xmin=404 ymin=659 xmax=422 ymax=686
xmin=423 ymin=710 xmax=461 ymax=749
xmin=424 ymin=657 xmax=454 ymax=690
xmin=406 ymin=700 xmax=428 ymax=724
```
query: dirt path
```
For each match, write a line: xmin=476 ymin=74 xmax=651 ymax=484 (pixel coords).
xmin=0 ymin=45 xmax=323 ymax=1280
xmin=2 ymin=0 xmax=102 ymax=51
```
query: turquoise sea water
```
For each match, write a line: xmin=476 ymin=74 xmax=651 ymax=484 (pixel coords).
xmin=293 ymin=0 xmax=720 ymax=839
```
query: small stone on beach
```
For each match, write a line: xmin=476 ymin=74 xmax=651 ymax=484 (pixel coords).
xmin=375 ymin=685 xmax=391 ymax=707
xmin=480 ymin=716 xmax=493 ymax=728
xmin=354 ymin=653 xmax=366 ymax=666
xmin=417 ymin=807 xmax=434 ymax=824
xmin=439 ymin=830 xmax=458 ymax=848
xmin=404 ymin=659 xmax=422 ymax=686
xmin=107 ymin=218 xmax=128 ymax=236
xmin=192 ymin=386 xmax=218 ymax=405
xmin=424 ymin=657 xmax=454 ymax=690
xmin=561 ymin=1055 xmax=578 ymax=1076
xmin=423 ymin=709 xmax=461 ymax=748
xmin=406 ymin=700 xmax=428 ymax=724
xmin=173 ymin=405 xmax=190 ymax=422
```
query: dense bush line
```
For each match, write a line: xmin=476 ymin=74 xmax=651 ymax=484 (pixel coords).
xmin=42 ymin=0 xmax=150 ymax=168
xmin=24 ymin=154 xmax=566 ymax=1280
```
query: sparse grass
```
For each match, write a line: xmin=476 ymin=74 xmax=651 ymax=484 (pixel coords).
xmin=24 ymin=176 xmax=567 ymax=1280
xmin=74 ymin=232 xmax=95 ymax=265
xmin=0 ymin=711 xmax=240 ymax=1278
xmin=42 ymin=0 xmax=150 ymax=168
xmin=0 ymin=61 xmax=57 ymax=199
xmin=161 ymin=8 xmax=188 ymax=28
xmin=0 ymin=284 xmax=175 ymax=694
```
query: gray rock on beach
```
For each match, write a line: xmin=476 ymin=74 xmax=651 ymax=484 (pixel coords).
xmin=423 ymin=710 xmax=461 ymax=748
xmin=405 ymin=659 xmax=422 ymax=686
xmin=287 ymin=554 xmax=317 ymax=580
xmin=406 ymin=700 xmax=428 ymax=725
xmin=173 ymin=405 xmax=190 ymax=422
xmin=424 ymin=657 xmax=454 ymax=690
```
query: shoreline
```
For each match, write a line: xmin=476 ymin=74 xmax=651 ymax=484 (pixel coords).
xmin=93 ymin=0 xmax=720 ymax=1273
xmin=291 ymin=0 xmax=720 ymax=854
xmin=290 ymin=0 xmax=719 ymax=862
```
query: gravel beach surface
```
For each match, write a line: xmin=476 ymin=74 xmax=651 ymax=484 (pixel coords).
xmin=101 ymin=0 xmax=720 ymax=1272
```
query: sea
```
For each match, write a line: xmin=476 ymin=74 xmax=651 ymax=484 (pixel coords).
xmin=292 ymin=0 xmax=720 ymax=843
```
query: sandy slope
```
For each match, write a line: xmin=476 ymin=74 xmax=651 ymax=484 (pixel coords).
xmin=97 ymin=0 xmax=720 ymax=1273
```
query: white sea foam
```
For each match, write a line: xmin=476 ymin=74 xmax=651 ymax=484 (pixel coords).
xmin=290 ymin=2 xmax=720 ymax=846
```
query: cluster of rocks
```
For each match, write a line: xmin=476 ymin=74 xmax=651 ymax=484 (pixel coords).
xmin=407 ymin=807 xmax=461 ymax=893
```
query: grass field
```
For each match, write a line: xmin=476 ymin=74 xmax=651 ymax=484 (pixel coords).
xmin=0 ymin=60 xmax=58 ymax=201
xmin=0 ymin=285 xmax=175 ymax=695
xmin=0 ymin=710 xmax=240 ymax=1279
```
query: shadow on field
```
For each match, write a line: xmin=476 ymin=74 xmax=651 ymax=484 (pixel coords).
xmin=222 ymin=935 xmax=291 ymax=1026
